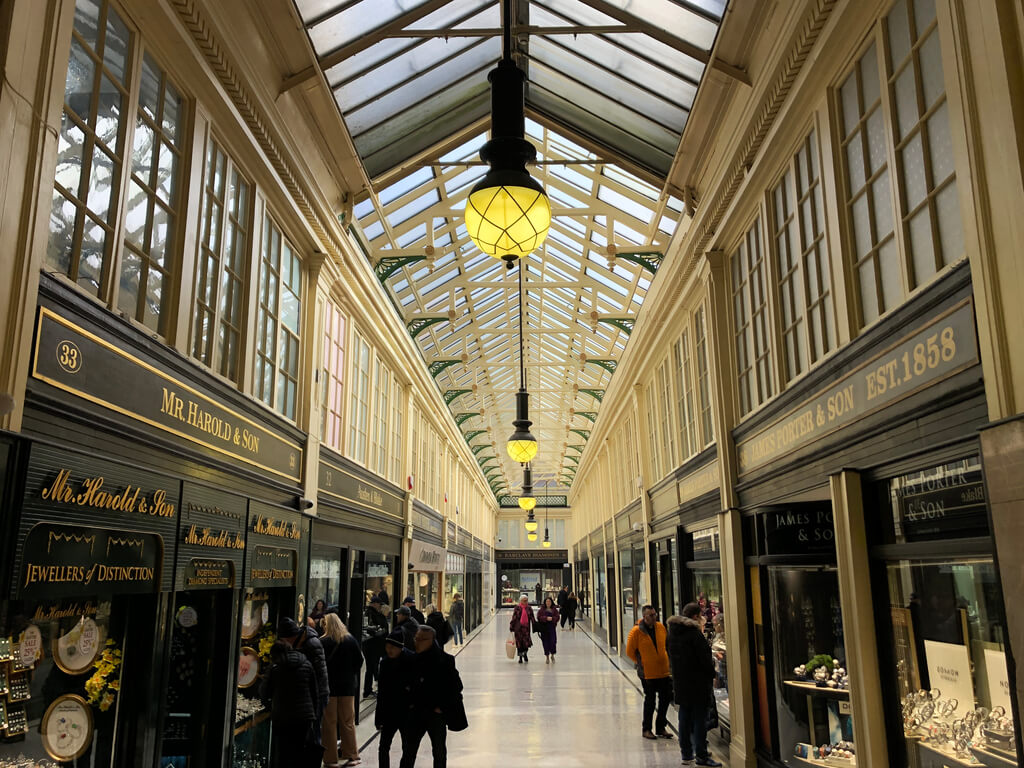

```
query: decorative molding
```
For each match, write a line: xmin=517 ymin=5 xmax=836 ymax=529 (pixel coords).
xmin=614 ymin=251 xmax=663 ymax=274
xmin=444 ymin=389 xmax=473 ymax=405
xmin=463 ymin=429 xmax=487 ymax=443
xmin=407 ymin=316 xmax=449 ymax=339
xmin=569 ymin=428 xmax=590 ymax=441
xmin=376 ymin=254 xmax=427 ymax=282
xmin=577 ymin=388 xmax=604 ymax=402
xmin=454 ymin=412 xmax=480 ymax=426
xmin=585 ymin=359 xmax=618 ymax=374
xmin=575 ymin=411 xmax=598 ymax=422
xmin=597 ymin=318 xmax=635 ymax=335
xmin=428 ymin=359 xmax=460 ymax=378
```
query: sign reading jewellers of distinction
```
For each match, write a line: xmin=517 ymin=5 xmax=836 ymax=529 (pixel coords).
xmin=32 ymin=307 xmax=302 ymax=482
xmin=184 ymin=558 xmax=235 ymax=589
xmin=20 ymin=522 xmax=162 ymax=598
xmin=248 ymin=545 xmax=296 ymax=588
xmin=319 ymin=459 xmax=404 ymax=518
xmin=737 ymin=301 xmax=979 ymax=475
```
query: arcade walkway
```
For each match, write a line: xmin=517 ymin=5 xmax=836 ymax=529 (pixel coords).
xmin=354 ymin=613 xmax=731 ymax=767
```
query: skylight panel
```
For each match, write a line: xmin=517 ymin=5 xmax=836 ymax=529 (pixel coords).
xmin=362 ymin=220 xmax=385 ymax=241
xmin=444 ymin=167 xmax=480 ymax=196
xmin=597 ymin=186 xmax=653 ymax=224
xmin=386 ymin=189 xmax=440 ymax=227
xmin=396 ymin=222 xmax=427 ymax=248
xmin=380 ymin=166 xmax=434 ymax=206
xmin=612 ymin=219 xmax=647 ymax=245
xmin=440 ymin=132 xmax=488 ymax=163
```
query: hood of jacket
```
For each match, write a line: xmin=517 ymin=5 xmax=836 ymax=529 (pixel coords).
xmin=667 ymin=615 xmax=702 ymax=632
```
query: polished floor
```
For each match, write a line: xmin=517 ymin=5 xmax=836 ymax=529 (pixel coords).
xmin=353 ymin=611 xmax=731 ymax=767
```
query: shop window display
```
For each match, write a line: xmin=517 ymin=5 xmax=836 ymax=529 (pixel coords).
xmin=692 ymin=569 xmax=729 ymax=727
xmin=232 ymin=591 xmax=286 ymax=768
xmin=364 ymin=555 xmax=394 ymax=607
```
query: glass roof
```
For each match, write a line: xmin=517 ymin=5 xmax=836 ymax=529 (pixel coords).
xmin=293 ymin=0 xmax=729 ymax=179
xmin=350 ymin=120 xmax=683 ymax=495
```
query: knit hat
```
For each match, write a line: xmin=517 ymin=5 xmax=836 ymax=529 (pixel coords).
xmin=277 ymin=617 xmax=301 ymax=638
xmin=395 ymin=605 xmax=411 ymax=617
xmin=402 ymin=596 xmax=416 ymax=605
xmin=385 ymin=631 xmax=405 ymax=649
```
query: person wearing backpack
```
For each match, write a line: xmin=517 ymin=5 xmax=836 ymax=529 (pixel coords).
xmin=319 ymin=613 xmax=364 ymax=767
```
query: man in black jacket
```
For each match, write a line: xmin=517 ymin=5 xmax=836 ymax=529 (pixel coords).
xmin=400 ymin=625 xmax=465 ymax=768
xmin=363 ymin=597 xmax=390 ymax=697
xmin=260 ymin=641 xmax=321 ymax=768
xmin=394 ymin=606 xmax=420 ymax=650
xmin=557 ymin=585 xmax=569 ymax=628
xmin=401 ymin=596 xmax=426 ymax=625
xmin=666 ymin=604 xmax=722 ymax=767
xmin=377 ymin=632 xmax=414 ymax=768
xmin=278 ymin=618 xmax=329 ymax=734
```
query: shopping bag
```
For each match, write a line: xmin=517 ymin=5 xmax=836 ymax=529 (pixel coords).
xmin=505 ymin=637 xmax=516 ymax=659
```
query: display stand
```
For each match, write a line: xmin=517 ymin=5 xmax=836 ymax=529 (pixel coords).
xmin=783 ymin=680 xmax=854 ymax=763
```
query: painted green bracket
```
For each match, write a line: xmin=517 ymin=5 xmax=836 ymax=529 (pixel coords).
xmin=428 ymin=359 xmax=460 ymax=379
xmin=454 ymin=412 xmax=479 ymax=427
xmin=585 ymin=359 xmax=618 ymax=374
xmin=463 ymin=430 xmax=486 ymax=443
xmin=564 ymin=454 xmax=579 ymax=465
xmin=615 ymin=250 xmax=663 ymax=274
xmin=484 ymin=468 xmax=501 ymax=480
xmin=578 ymin=388 xmax=604 ymax=402
xmin=478 ymin=455 xmax=498 ymax=468
xmin=444 ymin=389 xmax=473 ymax=405
xmin=569 ymin=428 xmax=591 ymax=441
xmin=407 ymin=316 xmax=449 ymax=339
xmin=470 ymin=444 xmax=489 ymax=455
xmin=576 ymin=411 xmax=598 ymax=422
xmin=598 ymin=317 xmax=635 ymax=335
xmin=375 ymin=254 xmax=427 ymax=282
xmin=566 ymin=444 xmax=586 ymax=454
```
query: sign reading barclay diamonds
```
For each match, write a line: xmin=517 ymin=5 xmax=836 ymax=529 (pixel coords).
xmin=737 ymin=301 xmax=979 ymax=474
xmin=32 ymin=307 xmax=302 ymax=481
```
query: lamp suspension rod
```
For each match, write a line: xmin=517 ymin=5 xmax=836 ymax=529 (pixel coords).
xmin=502 ymin=0 xmax=513 ymax=62
xmin=518 ymin=265 xmax=526 ymax=388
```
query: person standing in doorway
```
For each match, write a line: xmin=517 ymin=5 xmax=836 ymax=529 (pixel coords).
xmin=260 ymin=640 xmax=322 ymax=768
xmin=556 ymin=585 xmax=569 ymax=628
xmin=400 ymin=626 xmax=466 ymax=768
xmin=667 ymin=603 xmax=721 ymax=767
xmin=537 ymin=597 xmax=560 ymax=663
xmin=448 ymin=593 xmax=465 ymax=646
xmin=320 ymin=613 xmax=363 ymax=767
xmin=363 ymin=596 xmax=390 ymax=698
xmin=509 ymin=595 xmax=534 ymax=663
xmin=376 ymin=632 xmax=414 ymax=768
xmin=564 ymin=591 xmax=579 ymax=630
xmin=625 ymin=605 xmax=674 ymax=741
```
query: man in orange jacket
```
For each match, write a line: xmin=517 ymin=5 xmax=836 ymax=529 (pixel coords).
xmin=626 ymin=605 xmax=675 ymax=741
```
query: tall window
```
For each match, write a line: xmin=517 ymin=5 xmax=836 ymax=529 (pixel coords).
xmin=348 ymin=331 xmax=371 ymax=463
xmin=390 ymin=374 xmax=403 ymax=484
xmin=771 ymin=130 xmax=836 ymax=382
xmin=673 ymin=333 xmax=697 ymax=460
xmin=694 ymin=304 xmax=714 ymax=444
xmin=371 ymin=357 xmax=391 ymax=477
xmin=255 ymin=215 xmax=301 ymax=420
xmin=646 ymin=381 xmax=661 ymax=480
xmin=657 ymin=360 xmax=675 ymax=472
xmin=839 ymin=0 xmax=962 ymax=325
xmin=194 ymin=139 xmax=250 ymax=379
xmin=732 ymin=221 xmax=774 ymax=416
xmin=321 ymin=300 xmax=346 ymax=452
xmin=119 ymin=53 xmax=184 ymax=333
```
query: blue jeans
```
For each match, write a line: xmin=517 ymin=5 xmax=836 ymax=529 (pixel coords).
xmin=678 ymin=703 xmax=710 ymax=761
xmin=451 ymin=621 xmax=464 ymax=644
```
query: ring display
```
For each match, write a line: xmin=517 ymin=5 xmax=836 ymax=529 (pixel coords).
xmin=41 ymin=694 xmax=94 ymax=762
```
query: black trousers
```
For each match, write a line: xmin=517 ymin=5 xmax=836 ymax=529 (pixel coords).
xmin=559 ymin=608 xmax=567 ymax=628
xmin=400 ymin=711 xmax=447 ymax=768
xmin=378 ymin=721 xmax=405 ymax=768
xmin=270 ymin=719 xmax=322 ymax=768
xmin=641 ymin=677 xmax=673 ymax=734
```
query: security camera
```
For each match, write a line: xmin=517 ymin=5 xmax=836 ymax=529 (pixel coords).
xmin=294 ymin=496 xmax=314 ymax=511
xmin=632 ymin=521 xmax=643 ymax=532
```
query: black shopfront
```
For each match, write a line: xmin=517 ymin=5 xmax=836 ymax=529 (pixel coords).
xmin=0 ymin=281 xmax=311 ymax=768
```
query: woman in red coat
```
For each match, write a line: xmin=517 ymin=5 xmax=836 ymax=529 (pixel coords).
xmin=509 ymin=596 xmax=535 ymax=663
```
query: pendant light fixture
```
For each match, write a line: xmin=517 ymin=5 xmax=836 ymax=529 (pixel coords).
xmin=542 ymin=488 xmax=551 ymax=548
xmin=464 ymin=0 xmax=550 ymax=267
xmin=520 ymin=465 xmax=537 ymax=514
xmin=507 ymin=266 xmax=538 ymax=464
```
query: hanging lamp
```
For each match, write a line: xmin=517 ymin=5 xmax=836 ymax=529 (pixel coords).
xmin=542 ymin=488 xmax=551 ymax=547
xmin=464 ymin=0 xmax=550 ymax=267
xmin=520 ymin=465 xmax=537 ymax=513
xmin=507 ymin=266 xmax=538 ymax=463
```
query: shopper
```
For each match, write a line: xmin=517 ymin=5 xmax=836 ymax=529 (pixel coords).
xmin=534 ymin=581 xmax=543 ymax=606
xmin=319 ymin=613 xmax=363 ymax=767
xmin=363 ymin=596 xmax=390 ymax=698
xmin=536 ymin=596 xmax=560 ymax=663
xmin=261 ymin=640 xmax=322 ymax=768
xmin=394 ymin=605 xmax=420 ymax=650
xmin=376 ymin=632 xmax=414 ymax=768
xmin=667 ymin=603 xmax=721 ymax=767
xmin=278 ymin=617 xmax=329 ymax=730
xmin=509 ymin=595 xmax=535 ymax=663
xmin=401 ymin=596 xmax=426 ymax=625
xmin=556 ymin=585 xmax=569 ymax=628
xmin=448 ymin=593 xmax=465 ymax=646
xmin=310 ymin=599 xmax=327 ymax=623
xmin=564 ymin=592 xmax=579 ymax=630
xmin=400 ymin=625 xmax=466 ymax=768
xmin=625 ymin=605 xmax=674 ymax=741
xmin=425 ymin=604 xmax=454 ymax=647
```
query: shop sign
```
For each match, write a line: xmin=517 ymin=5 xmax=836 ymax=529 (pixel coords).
xmin=737 ymin=301 xmax=979 ymax=475
xmin=494 ymin=549 xmax=569 ymax=562
xmin=31 ymin=601 xmax=99 ymax=622
xmin=251 ymin=514 xmax=301 ymax=541
xmin=408 ymin=540 xmax=446 ymax=572
xmin=984 ymin=648 xmax=1013 ymax=715
xmin=763 ymin=506 xmax=835 ymax=555
xmin=248 ymin=545 xmax=296 ymax=588
xmin=184 ymin=558 xmax=235 ymax=589
xmin=367 ymin=562 xmax=391 ymax=578
xmin=446 ymin=552 xmax=465 ymax=574
xmin=678 ymin=461 xmax=720 ymax=505
xmin=32 ymin=307 xmax=302 ymax=482
xmin=319 ymin=459 xmax=404 ymax=518
xmin=41 ymin=468 xmax=176 ymax=519
xmin=924 ymin=640 xmax=975 ymax=714
xmin=20 ymin=522 xmax=161 ymax=597
xmin=891 ymin=460 xmax=987 ymax=541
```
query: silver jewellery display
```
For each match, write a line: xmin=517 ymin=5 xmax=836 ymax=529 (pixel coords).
xmin=902 ymin=689 xmax=1017 ymax=760
xmin=0 ymin=757 xmax=61 ymax=768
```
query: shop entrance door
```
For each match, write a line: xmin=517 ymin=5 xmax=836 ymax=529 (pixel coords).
xmin=159 ymin=590 xmax=233 ymax=768
xmin=606 ymin=565 xmax=618 ymax=648
xmin=659 ymin=553 xmax=675 ymax=620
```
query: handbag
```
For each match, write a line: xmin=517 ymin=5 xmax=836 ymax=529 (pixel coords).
xmin=706 ymin=705 xmax=720 ymax=731
xmin=505 ymin=637 xmax=516 ymax=659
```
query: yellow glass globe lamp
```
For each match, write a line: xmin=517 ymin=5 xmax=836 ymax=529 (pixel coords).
xmin=465 ymin=177 xmax=550 ymax=264
xmin=519 ymin=495 xmax=536 ymax=512
xmin=527 ymin=531 xmax=538 ymax=542
xmin=524 ymin=510 xmax=538 ymax=532
xmin=542 ymin=539 xmax=552 ymax=548
xmin=507 ymin=389 xmax=538 ymax=463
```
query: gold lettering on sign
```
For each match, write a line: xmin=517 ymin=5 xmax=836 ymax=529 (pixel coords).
xmin=252 ymin=515 xmax=300 ymax=540
xmin=32 ymin=602 xmax=98 ymax=621
xmin=160 ymin=388 xmax=262 ymax=455
xmin=22 ymin=563 xmax=154 ymax=588
xmin=41 ymin=469 xmax=176 ymax=518
xmin=184 ymin=524 xmax=245 ymax=550
xmin=357 ymin=484 xmax=384 ymax=508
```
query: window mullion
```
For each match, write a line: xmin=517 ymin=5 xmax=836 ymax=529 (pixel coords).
xmin=178 ymin=112 xmax=211 ymax=357
xmin=764 ymin=188 xmax=790 ymax=388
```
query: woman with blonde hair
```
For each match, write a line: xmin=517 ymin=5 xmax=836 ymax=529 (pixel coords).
xmin=319 ymin=612 xmax=363 ymax=766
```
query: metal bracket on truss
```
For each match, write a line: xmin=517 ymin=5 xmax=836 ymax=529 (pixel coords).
xmin=585 ymin=359 xmax=618 ymax=374
xmin=577 ymin=389 xmax=604 ymax=402
xmin=407 ymin=316 xmax=450 ymax=339
xmin=454 ymin=412 xmax=480 ymax=426
xmin=564 ymin=454 xmax=580 ymax=465
xmin=375 ymin=255 xmax=427 ymax=282
xmin=566 ymin=444 xmax=586 ymax=454
xmin=463 ymin=430 xmax=487 ymax=443
xmin=469 ymin=444 xmax=489 ymax=455
xmin=428 ymin=359 xmax=461 ymax=379
xmin=575 ymin=411 xmax=598 ymax=422
xmin=598 ymin=317 xmax=635 ymax=335
xmin=569 ymin=429 xmax=591 ymax=441
xmin=444 ymin=389 xmax=473 ymax=405
xmin=615 ymin=251 xmax=663 ymax=274
xmin=478 ymin=455 xmax=498 ymax=468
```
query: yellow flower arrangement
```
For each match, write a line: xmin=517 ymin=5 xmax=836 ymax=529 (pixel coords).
xmin=85 ymin=638 xmax=123 ymax=712
xmin=256 ymin=623 xmax=276 ymax=663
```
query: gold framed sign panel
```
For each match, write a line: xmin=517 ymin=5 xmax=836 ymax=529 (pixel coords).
xmin=41 ymin=693 xmax=94 ymax=762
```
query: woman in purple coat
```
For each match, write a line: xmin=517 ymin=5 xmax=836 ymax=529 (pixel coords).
xmin=537 ymin=597 xmax=560 ymax=663
xmin=510 ymin=596 xmax=535 ymax=663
